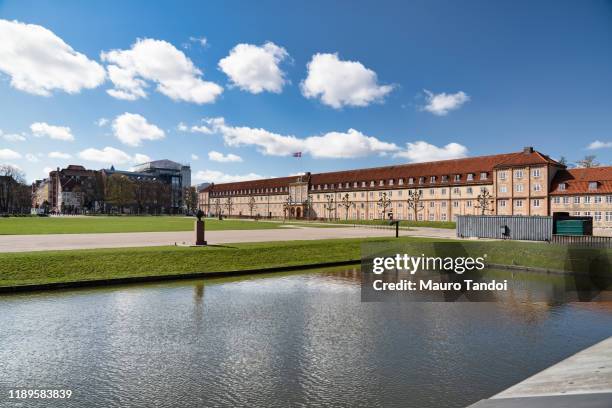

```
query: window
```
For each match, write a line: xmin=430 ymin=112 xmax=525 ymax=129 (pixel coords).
xmin=515 ymin=200 xmax=523 ymax=208
xmin=430 ymin=201 xmax=435 ymax=208
xmin=441 ymin=201 xmax=447 ymax=207
xmin=499 ymin=171 xmax=507 ymax=180
xmin=441 ymin=188 xmax=446 ymax=195
xmin=324 ymin=184 xmax=328 ymax=190
xmin=442 ymin=175 xmax=448 ymax=182
xmin=453 ymin=201 xmax=459 ymax=208
xmin=369 ymin=192 xmax=374 ymax=198
xmin=595 ymin=196 xmax=602 ymax=204
xmin=353 ymin=182 xmax=358 ymax=188
xmin=467 ymin=173 xmax=474 ymax=181
xmin=428 ymin=213 xmax=434 ymax=221
xmin=595 ymin=212 xmax=602 ymax=222
xmin=430 ymin=176 xmax=436 ymax=183
xmin=515 ymin=184 xmax=524 ymax=192
xmin=584 ymin=211 xmax=591 ymax=217
xmin=606 ymin=212 xmax=612 ymax=222
xmin=480 ymin=172 xmax=488 ymax=180
xmin=467 ymin=187 xmax=473 ymax=194
xmin=589 ymin=182 xmax=598 ymax=190
xmin=398 ymin=190 xmax=403 ymax=196
xmin=379 ymin=180 xmax=384 ymax=186
xmin=419 ymin=177 xmax=425 ymax=184
xmin=533 ymin=199 xmax=540 ymax=208
xmin=532 ymin=168 xmax=541 ymax=177
xmin=441 ymin=213 xmax=447 ymax=221
xmin=563 ymin=197 xmax=570 ymax=205
xmin=559 ymin=183 xmax=566 ymax=191
xmin=584 ymin=196 xmax=592 ymax=204
xmin=500 ymin=185 xmax=507 ymax=193
xmin=345 ymin=182 xmax=350 ymax=188
xmin=453 ymin=187 xmax=460 ymax=194
xmin=553 ymin=197 xmax=560 ymax=204
xmin=408 ymin=178 xmax=414 ymax=185
xmin=573 ymin=211 xmax=581 ymax=216
xmin=481 ymin=187 xmax=488 ymax=193
xmin=388 ymin=179 xmax=394 ymax=186
xmin=533 ymin=184 xmax=541 ymax=192
xmin=429 ymin=189 xmax=435 ymax=195
xmin=515 ymin=170 xmax=523 ymax=179
xmin=499 ymin=200 xmax=507 ymax=207
xmin=607 ymin=196 xmax=612 ymax=204
xmin=418 ymin=214 xmax=423 ymax=221
xmin=454 ymin=174 xmax=461 ymax=182
xmin=370 ymin=181 xmax=375 ymax=187
xmin=398 ymin=179 xmax=404 ymax=185
xmin=466 ymin=200 xmax=472 ymax=207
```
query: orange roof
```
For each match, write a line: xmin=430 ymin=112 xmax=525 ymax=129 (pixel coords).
xmin=205 ymin=175 xmax=305 ymax=193
xmin=493 ymin=149 xmax=562 ymax=168
xmin=551 ymin=167 xmax=612 ymax=195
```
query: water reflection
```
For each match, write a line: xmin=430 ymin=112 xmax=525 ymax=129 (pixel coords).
xmin=0 ymin=268 xmax=611 ymax=408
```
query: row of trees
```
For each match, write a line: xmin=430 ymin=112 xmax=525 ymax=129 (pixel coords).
xmin=0 ymin=165 xmax=31 ymax=214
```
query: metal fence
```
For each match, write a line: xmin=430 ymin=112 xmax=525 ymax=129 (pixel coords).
xmin=457 ymin=215 xmax=553 ymax=241
xmin=551 ymin=234 xmax=612 ymax=248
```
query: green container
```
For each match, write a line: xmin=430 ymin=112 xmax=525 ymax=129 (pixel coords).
xmin=556 ymin=220 xmax=586 ymax=235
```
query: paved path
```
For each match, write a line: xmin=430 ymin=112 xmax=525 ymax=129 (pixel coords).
xmin=0 ymin=226 xmax=457 ymax=252
xmin=469 ymin=336 xmax=612 ymax=407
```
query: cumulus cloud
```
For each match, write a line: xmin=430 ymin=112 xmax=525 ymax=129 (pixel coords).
xmin=207 ymin=117 xmax=397 ymax=158
xmin=394 ymin=141 xmax=468 ymax=162
xmin=301 ymin=53 xmax=394 ymax=108
xmin=177 ymin=120 xmax=214 ymax=134
xmin=112 ymin=113 xmax=165 ymax=146
xmin=101 ymin=38 xmax=223 ymax=103
xmin=219 ymin=42 xmax=289 ymax=94
xmin=0 ymin=19 xmax=105 ymax=96
xmin=422 ymin=90 xmax=470 ymax=116
xmin=208 ymin=151 xmax=243 ymax=162
xmin=0 ymin=149 xmax=22 ymax=160
xmin=78 ymin=146 xmax=149 ymax=165
xmin=48 ymin=151 xmax=72 ymax=159
xmin=587 ymin=140 xmax=612 ymax=150
xmin=0 ymin=130 xmax=26 ymax=142
xmin=30 ymin=122 xmax=74 ymax=141
xmin=194 ymin=169 xmax=264 ymax=184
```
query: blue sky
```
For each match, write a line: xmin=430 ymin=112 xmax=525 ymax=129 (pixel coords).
xmin=1 ymin=0 xmax=611 ymax=183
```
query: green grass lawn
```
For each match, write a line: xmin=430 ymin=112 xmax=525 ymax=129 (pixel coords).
xmin=0 ymin=216 xmax=292 ymax=235
xmin=332 ymin=219 xmax=456 ymax=229
xmin=1 ymin=236 xmax=609 ymax=288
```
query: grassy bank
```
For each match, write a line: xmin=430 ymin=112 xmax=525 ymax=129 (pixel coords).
xmin=333 ymin=219 xmax=456 ymax=229
xmin=0 ymin=216 xmax=290 ymax=235
xmin=1 ymin=237 xmax=610 ymax=288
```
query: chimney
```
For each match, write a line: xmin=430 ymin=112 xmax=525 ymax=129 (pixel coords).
xmin=523 ymin=146 xmax=534 ymax=154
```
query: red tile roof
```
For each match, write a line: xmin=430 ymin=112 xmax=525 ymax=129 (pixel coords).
xmin=550 ymin=167 xmax=612 ymax=195
xmin=493 ymin=150 xmax=562 ymax=168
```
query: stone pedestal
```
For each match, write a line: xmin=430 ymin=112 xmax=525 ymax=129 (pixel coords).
xmin=195 ymin=220 xmax=207 ymax=246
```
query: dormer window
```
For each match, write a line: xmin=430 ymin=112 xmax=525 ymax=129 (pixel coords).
xmin=558 ymin=183 xmax=566 ymax=191
xmin=499 ymin=171 xmax=507 ymax=180
xmin=454 ymin=174 xmax=461 ymax=182
xmin=430 ymin=176 xmax=436 ymax=183
xmin=589 ymin=181 xmax=598 ymax=191
xmin=370 ymin=181 xmax=375 ymax=187
xmin=398 ymin=178 xmax=404 ymax=185
xmin=408 ymin=177 xmax=414 ymax=185
xmin=362 ymin=181 xmax=366 ymax=187
xmin=389 ymin=179 xmax=394 ymax=186
xmin=441 ymin=175 xmax=448 ymax=182
xmin=480 ymin=172 xmax=488 ymax=180
xmin=345 ymin=182 xmax=349 ymax=188
xmin=353 ymin=182 xmax=358 ymax=188
xmin=467 ymin=173 xmax=474 ymax=181
xmin=418 ymin=177 xmax=425 ymax=184
xmin=324 ymin=184 xmax=328 ymax=189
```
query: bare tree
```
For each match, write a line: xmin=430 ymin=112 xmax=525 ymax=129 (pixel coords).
xmin=406 ymin=189 xmax=424 ymax=221
xmin=213 ymin=198 xmax=222 ymax=218
xmin=105 ymin=174 xmax=135 ymax=214
xmin=475 ymin=189 xmax=494 ymax=215
xmin=576 ymin=155 xmax=599 ymax=168
xmin=224 ymin=196 xmax=234 ymax=217
xmin=377 ymin=192 xmax=391 ymax=220
xmin=323 ymin=194 xmax=335 ymax=220
xmin=183 ymin=186 xmax=198 ymax=214
xmin=0 ymin=165 xmax=28 ymax=214
xmin=247 ymin=196 xmax=257 ymax=217
xmin=302 ymin=195 xmax=313 ymax=220
xmin=282 ymin=196 xmax=292 ymax=219
xmin=340 ymin=193 xmax=354 ymax=220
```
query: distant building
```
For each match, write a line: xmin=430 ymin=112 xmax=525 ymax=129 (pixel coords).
xmin=130 ymin=160 xmax=191 ymax=209
xmin=49 ymin=165 xmax=101 ymax=213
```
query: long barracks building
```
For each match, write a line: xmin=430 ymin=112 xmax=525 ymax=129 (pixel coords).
xmin=198 ymin=147 xmax=612 ymax=236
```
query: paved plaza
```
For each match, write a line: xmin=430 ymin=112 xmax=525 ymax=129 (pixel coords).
xmin=0 ymin=226 xmax=456 ymax=252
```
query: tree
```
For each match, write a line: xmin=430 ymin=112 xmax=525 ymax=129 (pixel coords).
xmin=377 ymin=192 xmax=391 ymax=220
xmin=105 ymin=174 xmax=135 ymax=214
xmin=213 ymin=198 xmax=222 ymax=217
xmin=302 ymin=195 xmax=313 ymax=220
xmin=576 ymin=155 xmax=599 ymax=168
xmin=282 ymin=196 xmax=292 ymax=219
xmin=340 ymin=193 xmax=354 ymax=220
xmin=183 ymin=186 xmax=198 ymax=215
xmin=475 ymin=188 xmax=494 ymax=215
xmin=0 ymin=165 xmax=28 ymax=214
xmin=247 ymin=196 xmax=257 ymax=217
xmin=558 ymin=156 xmax=568 ymax=166
xmin=406 ymin=189 xmax=424 ymax=221
xmin=224 ymin=196 xmax=234 ymax=217
xmin=323 ymin=194 xmax=335 ymax=220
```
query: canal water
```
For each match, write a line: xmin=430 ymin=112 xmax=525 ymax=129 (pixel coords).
xmin=1 ymin=268 xmax=612 ymax=407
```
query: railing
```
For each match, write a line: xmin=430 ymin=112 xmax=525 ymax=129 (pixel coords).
xmin=551 ymin=234 xmax=612 ymax=248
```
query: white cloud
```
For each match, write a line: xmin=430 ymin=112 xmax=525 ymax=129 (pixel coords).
xmin=101 ymin=38 xmax=223 ymax=103
xmin=43 ymin=166 xmax=54 ymax=175
xmin=95 ymin=117 xmax=109 ymax=127
xmin=208 ymin=117 xmax=397 ymax=158
xmin=0 ymin=19 xmax=105 ymax=96
xmin=25 ymin=153 xmax=39 ymax=162
xmin=194 ymin=169 xmax=264 ymax=184
xmin=132 ymin=153 xmax=151 ymax=164
xmin=587 ymin=140 xmax=612 ymax=150
xmin=191 ymin=154 xmax=199 ymax=160
xmin=208 ymin=151 xmax=243 ymax=162
xmin=422 ymin=90 xmax=470 ymax=116
xmin=177 ymin=120 xmax=214 ymax=134
xmin=189 ymin=36 xmax=208 ymax=47
xmin=0 ymin=130 xmax=26 ymax=142
xmin=0 ymin=149 xmax=22 ymax=160
xmin=394 ymin=141 xmax=468 ymax=162
xmin=301 ymin=53 xmax=394 ymax=108
xmin=48 ymin=151 xmax=72 ymax=159
xmin=112 ymin=113 xmax=165 ymax=147
xmin=30 ymin=122 xmax=74 ymax=141
xmin=219 ymin=42 xmax=289 ymax=94
xmin=78 ymin=146 xmax=133 ymax=164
